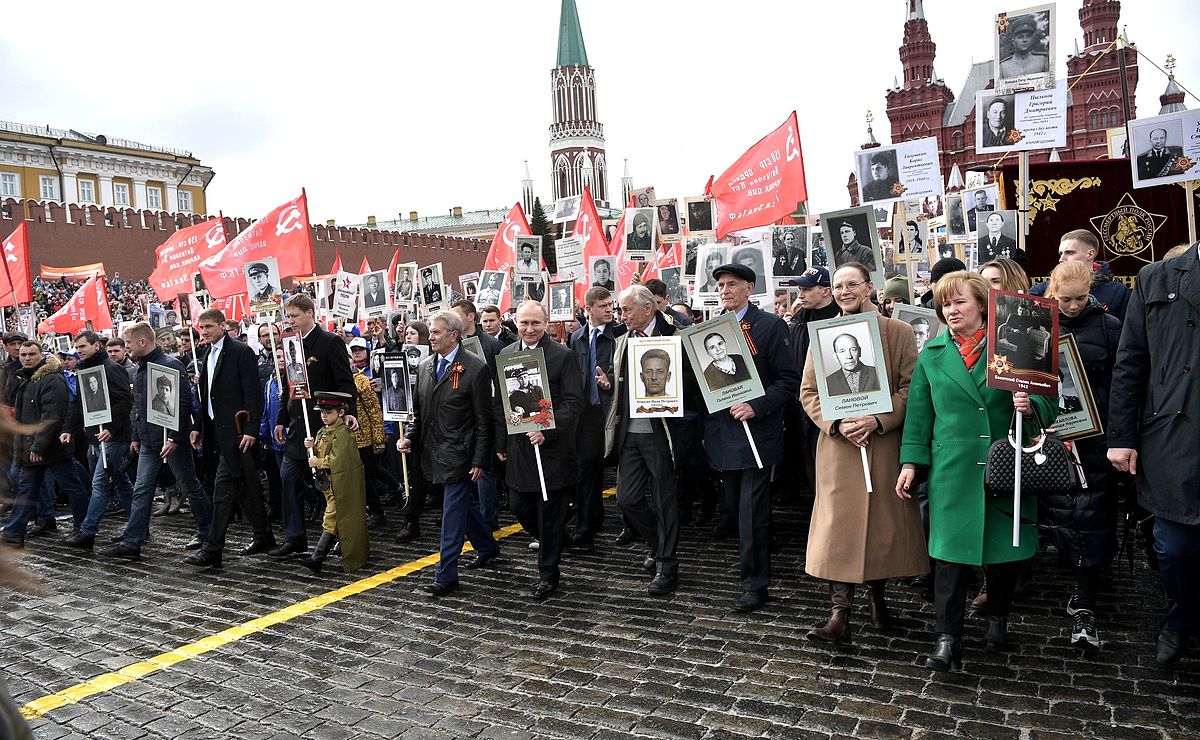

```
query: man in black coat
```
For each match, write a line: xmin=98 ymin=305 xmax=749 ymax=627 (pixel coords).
xmin=272 ymin=294 xmax=358 ymax=556
xmin=495 ymin=301 xmax=584 ymax=600
xmin=1107 ymin=243 xmax=1200 ymax=666
xmin=186 ymin=308 xmax=275 ymax=568
xmin=480 ymin=306 xmax=517 ymax=346
xmin=61 ymin=331 xmax=134 ymax=549
xmin=399 ymin=310 xmax=499 ymax=596
xmin=568 ymin=286 xmax=625 ymax=551
xmin=785 ymin=267 xmax=839 ymax=495
xmin=0 ymin=345 xmax=86 ymax=547
xmin=703 ymin=264 xmax=800 ymax=612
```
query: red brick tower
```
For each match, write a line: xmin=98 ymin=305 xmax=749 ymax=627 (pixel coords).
xmin=1065 ymin=0 xmax=1138 ymax=159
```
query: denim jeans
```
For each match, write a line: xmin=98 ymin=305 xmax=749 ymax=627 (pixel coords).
xmin=1154 ymin=517 xmax=1200 ymax=633
xmin=477 ymin=466 xmax=498 ymax=529
xmin=436 ymin=480 xmax=499 ymax=584
xmin=279 ymin=454 xmax=313 ymax=544
xmin=124 ymin=442 xmax=212 ymax=549
xmin=3 ymin=459 xmax=87 ymax=536
xmin=79 ymin=441 xmax=135 ymax=537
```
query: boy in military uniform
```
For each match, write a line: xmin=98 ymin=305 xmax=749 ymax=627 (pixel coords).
xmin=299 ymin=391 xmax=368 ymax=574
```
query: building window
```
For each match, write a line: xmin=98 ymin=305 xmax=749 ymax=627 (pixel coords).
xmin=78 ymin=180 xmax=95 ymax=203
xmin=1111 ymin=108 xmax=1121 ymax=126
xmin=0 ymin=173 xmax=17 ymax=197
xmin=1090 ymin=110 xmax=1099 ymax=129
xmin=177 ymin=190 xmax=192 ymax=212
xmin=114 ymin=183 xmax=129 ymax=207
xmin=40 ymin=175 xmax=59 ymax=201
xmin=147 ymin=186 xmax=162 ymax=209
xmin=953 ymin=132 xmax=963 ymax=150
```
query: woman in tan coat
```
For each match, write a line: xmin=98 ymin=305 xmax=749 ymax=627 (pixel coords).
xmin=800 ymin=262 xmax=929 ymax=644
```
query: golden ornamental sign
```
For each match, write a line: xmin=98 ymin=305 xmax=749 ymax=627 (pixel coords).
xmin=1088 ymin=193 xmax=1166 ymax=264
xmin=1027 ymin=177 xmax=1102 ymax=224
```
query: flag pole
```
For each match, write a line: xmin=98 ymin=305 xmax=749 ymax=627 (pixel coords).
xmin=98 ymin=425 xmax=109 ymax=469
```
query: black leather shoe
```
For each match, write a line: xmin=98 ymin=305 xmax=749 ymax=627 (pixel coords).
xmin=0 ymin=534 xmax=24 ymax=549
xmin=568 ymin=536 xmax=594 ymax=553
xmin=424 ymin=580 xmax=458 ymax=596
xmin=642 ymin=555 xmax=656 ymax=571
xmin=982 ymin=615 xmax=1008 ymax=651
xmin=183 ymin=535 xmax=205 ymax=551
xmin=532 ymin=580 xmax=558 ymax=600
xmin=62 ymin=532 xmax=94 ymax=549
xmin=27 ymin=518 xmax=57 ymax=537
xmin=462 ymin=550 xmax=500 ymax=570
xmin=614 ymin=528 xmax=637 ymax=546
xmin=108 ymin=533 xmax=127 ymax=544
xmin=395 ymin=523 xmax=420 ymax=543
xmin=648 ymin=573 xmax=678 ymax=596
xmin=1156 ymin=626 xmax=1189 ymax=667
xmin=713 ymin=520 xmax=737 ymax=539
xmin=239 ymin=537 xmax=277 ymax=556
xmin=98 ymin=543 xmax=141 ymax=560
xmin=365 ymin=513 xmax=386 ymax=531
xmin=184 ymin=550 xmax=222 ymax=569
xmin=269 ymin=540 xmax=306 ymax=558
xmin=734 ymin=589 xmax=769 ymax=612
xmin=925 ymin=633 xmax=963 ymax=672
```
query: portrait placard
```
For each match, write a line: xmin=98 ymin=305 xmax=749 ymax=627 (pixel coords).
xmin=17 ymin=305 xmax=35 ymax=339
xmin=994 ymin=4 xmax=1055 ymax=94
xmin=548 ymin=280 xmax=575 ymax=322
xmin=176 ymin=293 xmax=193 ymax=323
xmin=660 ymin=266 xmax=688 ymax=305
xmin=891 ymin=304 xmax=944 ymax=354
xmin=148 ymin=304 xmax=165 ymax=329
xmin=164 ymin=310 xmax=180 ymax=329
xmin=1128 ymin=110 xmax=1200 ymax=188
xmin=692 ymin=243 xmax=729 ymax=308
xmin=244 ymin=256 xmax=282 ymax=306
xmin=808 ymin=230 xmax=828 ymax=269
xmin=1053 ymin=334 xmax=1103 ymax=441
xmin=379 ymin=353 xmax=411 ymax=422
xmin=552 ymin=195 xmax=580 ymax=223
xmin=729 ymin=242 xmax=772 ymax=298
xmin=145 ymin=362 xmax=182 ymax=431
xmin=419 ymin=263 xmax=446 ymax=308
xmin=976 ymin=82 xmax=1067 ymax=153
xmin=512 ymin=273 xmax=547 ymax=306
xmin=360 ymin=269 xmax=390 ymax=317
xmin=460 ymin=335 xmax=485 ymax=364
xmin=332 ymin=271 xmax=361 ymax=319
xmin=987 ymin=289 xmax=1059 ymax=396
xmin=461 ymin=276 xmax=479 ymax=302
xmin=854 ymin=137 xmax=943 ymax=206
xmin=963 ymin=184 xmax=999 ymax=234
xmin=683 ymin=235 xmax=710 ymax=278
xmin=281 ymin=329 xmax=311 ymax=400
xmin=896 ymin=214 xmax=929 ymax=262
xmin=77 ymin=365 xmax=112 ymax=428
xmin=684 ymin=197 xmax=714 ymax=236
xmin=554 ymin=236 xmax=585 ymax=282
xmin=976 ymin=210 xmax=1023 ymax=264
xmin=476 ymin=270 xmax=507 ymax=308
xmin=821 ymin=205 xmax=884 ymax=288
xmin=627 ymin=335 xmax=683 ymax=418
xmin=498 ymin=348 xmax=556 ymax=434
xmin=623 ymin=207 xmax=657 ymax=261
xmin=55 ymin=335 xmax=71 ymax=353
xmin=807 ymin=312 xmax=894 ymax=420
xmin=1106 ymin=126 xmax=1129 ymax=160
xmin=632 ymin=187 xmax=656 ymax=209
xmin=394 ymin=263 xmax=418 ymax=303
xmin=946 ymin=195 xmax=968 ymax=240
xmin=653 ymin=199 xmax=681 ymax=240
xmin=588 ymin=256 xmax=617 ymax=292
xmin=403 ymin=344 xmax=428 ymax=399
xmin=514 ymin=236 xmax=542 ymax=282
xmin=771 ymin=225 xmax=809 ymax=277
xmin=681 ymin=312 xmax=765 ymax=413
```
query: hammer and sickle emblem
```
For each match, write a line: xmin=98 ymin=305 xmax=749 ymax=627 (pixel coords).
xmin=276 ymin=206 xmax=304 ymax=237
xmin=501 ymin=218 xmax=519 ymax=248
xmin=205 ymin=224 xmax=225 ymax=247
xmin=785 ymin=126 xmax=801 ymax=163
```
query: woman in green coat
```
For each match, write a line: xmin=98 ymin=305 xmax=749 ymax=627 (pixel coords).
xmin=896 ymin=271 xmax=1057 ymax=671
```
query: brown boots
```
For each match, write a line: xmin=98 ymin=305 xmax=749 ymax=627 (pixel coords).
xmin=807 ymin=580 xmax=891 ymax=645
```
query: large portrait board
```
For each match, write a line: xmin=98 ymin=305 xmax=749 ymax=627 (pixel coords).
xmin=807 ymin=312 xmax=894 ymax=420
xmin=820 ymin=205 xmax=885 ymax=288
xmin=684 ymin=197 xmax=714 ymax=236
xmin=394 ymin=263 xmax=418 ymax=303
xmin=548 ymin=280 xmax=575 ymax=322
xmin=692 ymin=243 xmax=729 ymax=308
xmin=976 ymin=82 xmax=1067 ymax=153
xmin=360 ymin=269 xmax=390 ymax=317
xmin=771 ymin=225 xmax=809 ymax=277
xmin=1053 ymin=334 xmax=1103 ymax=441
xmin=987 ymin=289 xmax=1059 ymax=396
xmin=514 ymin=236 xmax=542 ymax=281
xmin=976 ymin=210 xmax=1023 ymax=264
xmin=145 ymin=362 xmax=182 ymax=431
xmin=77 ymin=365 xmax=113 ymax=428
xmin=994 ymin=4 xmax=1055 ymax=94
xmin=623 ymin=207 xmax=657 ymax=261
xmin=1128 ymin=110 xmax=1200 ymax=189
xmin=419 ymin=263 xmax=446 ymax=308
xmin=244 ymin=256 xmax=282 ymax=305
xmin=680 ymin=312 xmax=765 ymax=413
xmin=627 ymin=335 xmax=683 ymax=418
xmin=891 ymin=304 xmax=944 ymax=354
xmin=498 ymin=348 xmax=556 ymax=434
xmin=854 ymin=137 xmax=943 ymax=206
xmin=281 ymin=328 xmax=310 ymax=400
xmin=379 ymin=353 xmax=411 ymax=422
xmin=476 ymin=270 xmax=507 ymax=308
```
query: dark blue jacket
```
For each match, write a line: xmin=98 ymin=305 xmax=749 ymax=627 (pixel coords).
xmin=1030 ymin=261 xmax=1130 ymax=321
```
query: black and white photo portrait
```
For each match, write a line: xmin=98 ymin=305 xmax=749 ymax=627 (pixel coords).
xmin=552 ymin=195 xmax=580 ymax=223
xmin=977 ymin=210 xmax=1023 ymax=264
xmin=818 ymin=326 xmax=882 ymax=396
xmin=685 ymin=198 xmax=714 ymax=233
xmin=809 ymin=231 xmax=828 ymax=269
xmin=731 ymin=244 xmax=769 ymax=298
xmin=994 ymin=292 xmax=1055 ymax=376
xmin=589 ymin=256 xmax=616 ymax=291
xmin=549 ymin=280 xmax=575 ymax=322
xmin=361 ymin=270 xmax=389 ymax=313
xmin=946 ymin=194 xmax=967 ymax=238
xmin=655 ymin=201 xmax=680 ymax=237
xmin=244 ymin=258 xmax=281 ymax=304
xmin=476 ymin=270 xmax=506 ymax=307
xmin=821 ymin=207 xmax=879 ymax=277
xmin=771 ymin=225 xmax=808 ymax=277
xmin=980 ymin=94 xmax=1016 ymax=149
xmin=898 ymin=219 xmax=927 ymax=257
xmin=857 ymin=149 xmax=900 ymax=203
xmin=633 ymin=187 xmax=655 ymax=209
xmin=995 ymin=7 xmax=1053 ymax=92
xmin=380 ymin=356 xmax=410 ymax=421
xmin=693 ymin=244 xmax=729 ymax=298
xmin=283 ymin=332 xmax=309 ymax=398
xmin=394 ymin=264 xmax=417 ymax=303
xmin=892 ymin=304 xmax=944 ymax=354
xmin=421 ymin=264 xmax=445 ymax=306
xmin=78 ymin=365 xmax=112 ymax=428
xmin=965 ymin=185 xmax=997 ymax=232
xmin=145 ymin=363 xmax=181 ymax=431
xmin=624 ymin=207 xmax=656 ymax=258
xmin=1134 ymin=120 xmax=1185 ymax=182
xmin=514 ymin=236 xmax=542 ymax=280
xmin=660 ymin=266 xmax=688 ymax=305
xmin=513 ymin=275 xmax=546 ymax=304
xmin=698 ymin=328 xmax=751 ymax=391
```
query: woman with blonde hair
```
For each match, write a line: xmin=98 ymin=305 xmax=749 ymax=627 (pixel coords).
xmin=897 ymin=271 xmax=1057 ymax=671
xmin=979 ymin=258 xmax=1030 ymax=294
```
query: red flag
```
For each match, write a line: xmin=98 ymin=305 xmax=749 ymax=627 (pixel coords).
xmin=641 ymin=242 xmax=683 ymax=282
xmin=37 ymin=275 xmax=112 ymax=334
xmin=708 ymin=111 xmax=807 ymax=239
xmin=358 ymin=256 xmax=371 ymax=275
xmin=606 ymin=195 xmax=644 ymax=291
xmin=573 ymin=186 xmax=615 ymax=305
xmin=1 ymin=223 xmax=33 ymax=306
xmin=187 ymin=294 xmax=206 ymax=331
xmin=483 ymin=202 xmax=532 ymax=313
xmin=198 ymin=191 xmax=315 ymax=298
xmin=386 ymin=248 xmax=401 ymax=284
xmin=39 ymin=263 xmax=106 ymax=281
xmin=148 ymin=218 xmax=227 ymax=302
xmin=330 ymin=248 xmax=343 ymax=275
xmin=211 ymin=294 xmax=248 ymax=322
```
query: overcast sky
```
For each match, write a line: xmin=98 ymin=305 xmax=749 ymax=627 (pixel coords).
xmin=2 ymin=0 xmax=1194 ymax=227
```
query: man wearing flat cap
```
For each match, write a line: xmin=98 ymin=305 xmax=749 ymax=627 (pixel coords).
xmin=246 ymin=262 xmax=277 ymax=303
xmin=999 ymin=14 xmax=1048 ymax=79
xmin=704 ymin=262 xmax=800 ymax=612
xmin=861 ymin=152 xmax=899 ymax=202
xmin=835 ymin=222 xmax=876 ymax=272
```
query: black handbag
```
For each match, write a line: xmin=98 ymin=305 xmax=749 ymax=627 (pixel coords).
xmin=984 ymin=407 xmax=1077 ymax=498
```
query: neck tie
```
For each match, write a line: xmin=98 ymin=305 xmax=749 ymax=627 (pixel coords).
xmin=206 ymin=343 xmax=219 ymax=419
xmin=436 ymin=356 xmax=449 ymax=382
xmin=635 ymin=329 xmax=647 ymax=338
xmin=588 ymin=327 xmax=600 ymax=405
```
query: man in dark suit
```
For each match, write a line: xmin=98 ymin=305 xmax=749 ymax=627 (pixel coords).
xmin=362 ymin=273 xmax=387 ymax=310
xmin=272 ymin=294 xmax=358 ymax=557
xmin=185 ymin=308 xmax=275 ymax=568
xmin=981 ymin=97 xmax=1013 ymax=149
xmin=422 ymin=269 xmax=442 ymax=305
xmin=823 ymin=333 xmax=880 ymax=395
xmin=860 ymin=152 xmax=899 ymax=202
xmin=703 ymin=263 xmax=800 ymax=612
xmin=495 ymin=301 xmax=584 ymax=600
xmin=977 ymin=212 xmax=1020 ymax=263
xmin=399 ymin=309 xmax=499 ymax=595
xmin=966 ymin=189 xmax=994 ymax=232
xmin=480 ymin=306 xmax=517 ymax=346
xmin=568 ymin=286 xmax=625 ymax=551
xmin=1137 ymin=128 xmax=1185 ymax=181
xmin=450 ymin=299 xmax=503 ymax=529
xmin=835 ymin=222 xmax=876 ymax=271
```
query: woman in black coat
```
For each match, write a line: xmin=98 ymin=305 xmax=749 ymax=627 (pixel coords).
xmin=1042 ymin=260 xmax=1123 ymax=651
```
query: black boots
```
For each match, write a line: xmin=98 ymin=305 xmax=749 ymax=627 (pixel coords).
xmin=866 ymin=580 xmax=891 ymax=630
xmin=982 ymin=615 xmax=1008 ymax=651
xmin=298 ymin=532 xmax=336 ymax=574
xmin=807 ymin=582 xmax=854 ymax=644
xmin=925 ymin=634 xmax=963 ymax=671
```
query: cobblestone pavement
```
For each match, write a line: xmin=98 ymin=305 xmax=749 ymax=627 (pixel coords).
xmin=3 ymin=488 xmax=1198 ymax=739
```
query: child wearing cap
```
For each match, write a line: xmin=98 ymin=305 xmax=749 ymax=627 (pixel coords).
xmin=300 ymin=391 xmax=368 ymax=573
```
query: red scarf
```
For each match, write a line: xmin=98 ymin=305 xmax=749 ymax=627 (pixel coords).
xmin=953 ymin=326 xmax=987 ymax=370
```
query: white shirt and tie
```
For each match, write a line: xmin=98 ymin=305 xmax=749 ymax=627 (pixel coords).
xmin=206 ymin=335 xmax=225 ymax=420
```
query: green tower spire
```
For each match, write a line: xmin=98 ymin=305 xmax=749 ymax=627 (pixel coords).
xmin=556 ymin=0 xmax=589 ymax=68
